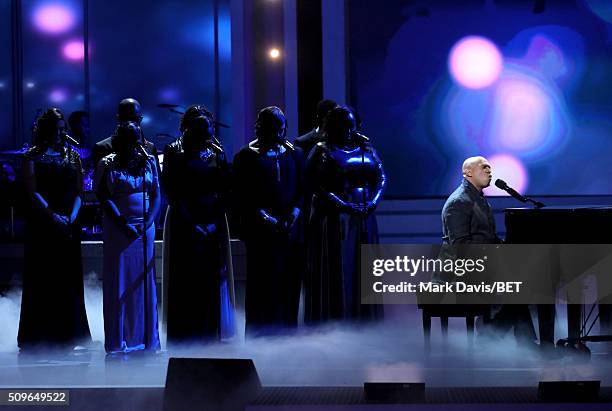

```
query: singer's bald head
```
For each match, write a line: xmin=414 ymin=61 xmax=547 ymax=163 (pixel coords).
xmin=462 ymin=156 xmax=487 ymax=175
xmin=462 ymin=156 xmax=492 ymax=191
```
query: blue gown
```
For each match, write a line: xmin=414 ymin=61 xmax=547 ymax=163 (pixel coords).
xmin=304 ymin=141 xmax=386 ymax=323
xmin=95 ymin=153 xmax=160 ymax=353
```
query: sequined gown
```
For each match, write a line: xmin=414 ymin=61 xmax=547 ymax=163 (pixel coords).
xmin=18 ymin=146 xmax=91 ymax=350
xmin=304 ymin=141 xmax=386 ymax=323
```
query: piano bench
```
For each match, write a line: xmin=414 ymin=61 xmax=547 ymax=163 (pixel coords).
xmin=419 ymin=305 xmax=488 ymax=353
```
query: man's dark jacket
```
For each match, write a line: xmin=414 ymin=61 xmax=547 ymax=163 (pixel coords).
xmin=442 ymin=178 xmax=501 ymax=244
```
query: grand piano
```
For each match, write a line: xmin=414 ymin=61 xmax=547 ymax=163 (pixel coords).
xmin=505 ymin=205 xmax=612 ymax=346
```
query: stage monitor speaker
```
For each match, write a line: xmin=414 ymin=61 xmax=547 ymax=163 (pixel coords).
xmin=538 ymin=380 xmax=600 ymax=402
xmin=364 ymin=382 xmax=425 ymax=403
xmin=163 ymin=357 xmax=262 ymax=411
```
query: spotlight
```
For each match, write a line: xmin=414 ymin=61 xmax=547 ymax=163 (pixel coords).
xmin=32 ymin=3 xmax=76 ymax=34
xmin=269 ymin=48 xmax=281 ymax=59
xmin=63 ymin=40 xmax=84 ymax=61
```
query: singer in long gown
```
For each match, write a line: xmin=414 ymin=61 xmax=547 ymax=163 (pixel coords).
xmin=94 ymin=121 xmax=161 ymax=353
xmin=18 ymin=108 xmax=91 ymax=351
xmin=162 ymin=105 xmax=236 ymax=344
xmin=232 ymin=107 xmax=305 ymax=337
xmin=304 ymin=106 xmax=386 ymax=324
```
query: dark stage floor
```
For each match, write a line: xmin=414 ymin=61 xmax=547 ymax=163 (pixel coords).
xmin=2 ymin=308 xmax=612 ymax=388
xmin=2 ymin=289 xmax=612 ymax=409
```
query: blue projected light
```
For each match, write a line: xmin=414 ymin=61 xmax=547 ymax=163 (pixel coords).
xmin=487 ymin=64 xmax=571 ymax=161
xmin=584 ymin=0 xmax=612 ymax=24
xmin=346 ymin=156 xmax=373 ymax=164
xmin=181 ymin=13 xmax=231 ymax=59
xmin=439 ymin=30 xmax=575 ymax=195
xmin=49 ymin=88 xmax=68 ymax=103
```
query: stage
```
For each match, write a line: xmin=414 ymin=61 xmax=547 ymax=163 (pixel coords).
xmin=2 ymin=307 xmax=612 ymax=409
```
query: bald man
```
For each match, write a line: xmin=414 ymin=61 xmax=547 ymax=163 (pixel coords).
xmin=442 ymin=156 xmax=499 ymax=244
xmin=440 ymin=156 xmax=536 ymax=345
xmin=92 ymin=98 xmax=158 ymax=169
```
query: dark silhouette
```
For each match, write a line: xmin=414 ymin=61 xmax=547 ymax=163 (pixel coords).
xmin=18 ymin=108 xmax=91 ymax=351
xmin=304 ymin=106 xmax=386 ymax=323
xmin=294 ymin=99 xmax=337 ymax=158
xmin=233 ymin=106 xmax=305 ymax=337
xmin=162 ymin=105 xmax=236 ymax=344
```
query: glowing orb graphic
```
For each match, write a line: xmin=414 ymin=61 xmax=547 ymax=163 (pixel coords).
xmin=449 ymin=36 xmax=503 ymax=89
xmin=33 ymin=4 xmax=76 ymax=34
xmin=63 ymin=40 xmax=84 ymax=60
xmin=49 ymin=89 xmax=67 ymax=103
xmin=492 ymin=78 xmax=549 ymax=152
xmin=484 ymin=154 xmax=528 ymax=196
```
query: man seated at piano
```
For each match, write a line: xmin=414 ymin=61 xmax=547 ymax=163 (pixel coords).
xmin=441 ymin=156 xmax=536 ymax=346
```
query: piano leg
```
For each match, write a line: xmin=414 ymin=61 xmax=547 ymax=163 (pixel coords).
xmin=599 ymin=301 xmax=612 ymax=335
xmin=537 ymin=304 xmax=556 ymax=345
xmin=567 ymin=304 xmax=582 ymax=340
xmin=466 ymin=315 xmax=475 ymax=349
xmin=441 ymin=316 xmax=449 ymax=351
xmin=422 ymin=310 xmax=432 ymax=354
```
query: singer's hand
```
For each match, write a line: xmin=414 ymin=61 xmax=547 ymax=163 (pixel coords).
xmin=364 ymin=201 xmax=377 ymax=215
xmin=123 ymin=223 xmax=140 ymax=240
xmin=194 ymin=223 xmax=217 ymax=237
xmin=51 ymin=212 xmax=69 ymax=227
xmin=259 ymin=209 xmax=279 ymax=227
xmin=343 ymin=203 xmax=365 ymax=215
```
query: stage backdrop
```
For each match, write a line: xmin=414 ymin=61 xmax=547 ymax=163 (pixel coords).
xmin=349 ymin=0 xmax=612 ymax=197
xmin=1 ymin=0 xmax=231 ymax=154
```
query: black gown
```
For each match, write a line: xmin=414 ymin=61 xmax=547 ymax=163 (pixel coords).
xmin=18 ymin=146 xmax=92 ymax=350
xmin=304 ymin=141 xmax=386 ymax=324
xmin=162 ymin=138 xmax=236 ymax=343
xmin=232 ymin=141 xmax=305 ymax=336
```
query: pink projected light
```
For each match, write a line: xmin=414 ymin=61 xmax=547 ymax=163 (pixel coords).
xmin=484 ymin=154 xmax=528 ymax=196
xmin=492 ymin=78 xmax=549 ymax=152
xmin=49 ymin=89 xmax=67 ymax=103
xmin=63 ymin=40 xmax=84 ymax=60
xmin=33 ymin=3 xmax=76 ymax=34
xmin=449 ymin=36 xmax=503 ymax=89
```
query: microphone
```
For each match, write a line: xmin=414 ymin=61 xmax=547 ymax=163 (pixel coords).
xmin=494 ymin=179 xmax=545 ymax=208
xmin=207 ymin=137 xmax=225 ymax=153
xmin=353 ymin=131 xmax=370 ymax=144
xmin=136 ymin=142 xmax=150 ymax=158
xmin=62 ymin=132 xmax=80 ymax=147
xmin=494 ymin=179 xmax=527 ymax=202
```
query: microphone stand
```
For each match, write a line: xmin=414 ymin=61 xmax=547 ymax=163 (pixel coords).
xmin=137 ymin=143 xmax=149 ymax=349
xmin=524 ymin=197 xmax=546 ymax=209
xmin=358 ymin=135 xmax=368 ymax=238
xmin=507 ymin=190 xmax=546 ymax=209
xmin=496 ymin=180 xmax=546 ymax=209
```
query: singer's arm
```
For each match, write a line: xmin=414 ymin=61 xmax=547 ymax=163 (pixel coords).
xmin=145 ymin=156 xmax=161 ymax=229
xmin=69 ymin=151 xmax=83 ymax=224
xmin=365 ymin=145 xmax=386 ymax=213
xmin=443 ymin=200 xmax=474 ymax=244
